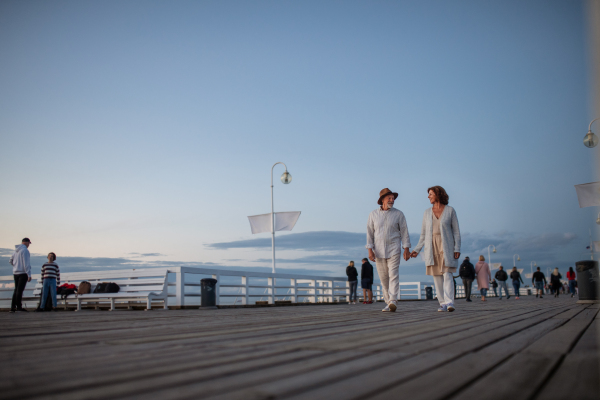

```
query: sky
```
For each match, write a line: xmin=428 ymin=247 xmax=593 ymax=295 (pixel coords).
xmin=0 ymin=0 xmax=598 ymax=282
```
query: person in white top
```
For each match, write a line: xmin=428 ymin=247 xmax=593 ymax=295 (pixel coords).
xmin=367 ymin=188 xmax=411 ymax=312
xmin=411 ymin=186 xmax=461 ymax=312
xmin=9 ymin=238 xmax=32 ymax=313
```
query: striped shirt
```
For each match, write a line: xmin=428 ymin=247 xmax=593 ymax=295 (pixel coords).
xmin=41 ymin=262 xmax=60 ymax=285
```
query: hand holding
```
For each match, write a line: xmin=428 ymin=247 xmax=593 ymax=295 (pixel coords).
xmin=454 ymin=252 xmax=460 ymax=259
xmin=410 ymin=251 xmax=418 ymax=258
xmin=403 ymin=248 xmax=411 ymax=261
xmin=27 ymin=277 xmax=31 ymax=282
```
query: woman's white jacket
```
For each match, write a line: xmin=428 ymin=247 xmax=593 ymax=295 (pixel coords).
xmin=413 ymin=206 xmax=461 ymax=269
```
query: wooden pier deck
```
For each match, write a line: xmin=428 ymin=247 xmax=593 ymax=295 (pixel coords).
xmin=1 ymin=296 xmax=598 ymax=400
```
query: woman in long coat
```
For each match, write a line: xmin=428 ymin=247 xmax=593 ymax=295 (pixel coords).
xmin=411 ymin=186 xmax=461 ymax=312
xmin=475 ymin=255 xmax=491 ymax=301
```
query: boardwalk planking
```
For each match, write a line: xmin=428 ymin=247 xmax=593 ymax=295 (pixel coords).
xmin=0 ymin=296 xmax=597 ymax=400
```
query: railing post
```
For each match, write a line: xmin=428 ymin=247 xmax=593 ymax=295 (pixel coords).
xmin=291 ymin=278 xmax=297 ymax=303
xmin=175 ymin=270 xmax=185 ymax=308
xmin=312 ymin=280 xmax=317 ymax=303
xmin=418 ymin=282 xmax=422 ymax=300
xmin=242 ymin=276 xmax=249 ymax=305
xmin=212 ymin=274 xmax=220 ymax=305
xmin=268 ymin=277 xmax=274 ymax=304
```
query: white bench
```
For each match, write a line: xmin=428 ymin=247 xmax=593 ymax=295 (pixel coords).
xmin=33 ymin=268 xmax=169 ymax=311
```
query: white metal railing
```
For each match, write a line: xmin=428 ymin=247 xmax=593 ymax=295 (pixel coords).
xmin=0 ymin=268 xmax=539 ymax=309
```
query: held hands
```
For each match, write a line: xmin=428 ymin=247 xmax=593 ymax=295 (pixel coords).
xmin=403 ymin=248 xmax=411 ymax=261
xmin=410 ymin=251 xmax=418 ymax=258
xmin=454 ymin=252 xmax=461 ymax=260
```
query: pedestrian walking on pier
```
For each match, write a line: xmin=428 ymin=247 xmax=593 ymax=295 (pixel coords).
xmin=532 ymin=267 xmax=546 ymax=298
xmin=550 ymin=268 xmax=562 ymax=298
xmin=510 ymin=267 xmax=524 ymax=299
xmin=361 ymin=258 xmax=374 ymax=304
xmin=411 ymin=186 xmax=461 ymax=313
xmin=495 ymin=266 xmax=510 ymax=299
xmin=367 ymin=188 xmax=412 ymax=312
xmin=38 ymin=253 xmax=60 ymax=311
xmin=9 ymin=238 xmax=32 ymax=313
xmin=491 ymin=279 xmax=498 ymax=297
xmin=566 ymin=267 xmax=577 ymax=298
xmin=459 ymin=256 xmax=475 ymax=302
xmin=475 ymin=256 xmax=491 ymax=301
xmin=346 ymin=261 xmax=358 ymax=304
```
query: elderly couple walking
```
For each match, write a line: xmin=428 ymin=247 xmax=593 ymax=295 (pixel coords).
xmin=367 ymin=187 xmax=461 ymax=313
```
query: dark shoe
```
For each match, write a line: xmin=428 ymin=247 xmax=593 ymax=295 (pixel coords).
xmin=536 ymin=294 xmax=539 ymax=298
xmin=51 ymin=307 xmax=58 ymax=312
xmin=17 ymin=308 xmax=28 ymax=312
xmin=540 ymin=296 xmax=543 ymax=298
xmin=466 ymin=299 xmax=472 ymax=302
xmin=507 ymin=296 xmax=510 ymax=299
xmin=9 ymin=309 xmax=15 ymax=313
xmin=34 ymin=308 xmax=45 ymax=312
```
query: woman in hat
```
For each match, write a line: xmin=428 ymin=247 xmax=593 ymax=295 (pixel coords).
xmin=411 ymin=186 xmax=461 ymax=312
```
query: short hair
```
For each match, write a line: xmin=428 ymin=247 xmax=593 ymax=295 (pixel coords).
xmin=537 ymin=267 xmax=541 ymax=270
xmin=499 ymin=265 xmax=503 ymax=269
xmin=427 ymin=186 xmax=449 ymax=205
xmin=362 ymin=258 xmax=368 ymax=262
xmin=48 ymin=252 xmax=56 ymax=261
xmin=479 ymin=255 xmax=485 ymax=261
xmin=349 ymin=261 xmax=354 ymax=267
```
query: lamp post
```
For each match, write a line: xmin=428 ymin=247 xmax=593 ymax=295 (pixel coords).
xmin=583 ymin=118 xmax=600 ymax=148
xmin=513 ymin=254 xmax=520 ymax=268
xmin=488 ymin=245 xmax=496 ymax=268
xmin=271 ymin=162 xmax=292 ymax=273
xmin=530 ymin=261 xmax=537 ymax=277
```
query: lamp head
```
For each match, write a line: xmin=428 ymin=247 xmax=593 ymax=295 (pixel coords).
xmin=584 ymin=130 xmax=598 ymax=148
xmin=493 ymin=248 xmax=497 ymax=253
xmin=281 ymin=171 xmax=292 ymax=184
xmin=596 ymin=215 xmax=600 ymax=225
xmin=517 ymin=257 xmax=521 ymax=261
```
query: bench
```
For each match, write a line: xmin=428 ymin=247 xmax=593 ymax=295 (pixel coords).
xmin=32 ymin=268 xmax=169 ymax=311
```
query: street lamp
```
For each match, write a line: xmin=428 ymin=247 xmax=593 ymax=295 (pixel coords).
xmin=271 ymin=162 xmax=292 ymax=273
xmin=530 ymin=261 xmax=537 ymax=276
xmin=583 ymin=117 xmax=600 ymax=148
xmin=513 ymin=254 xmax=520 ymax=268
xmin=487 ymin=245 xmax=496 ymax=268
xmin=596 ymin=211 xmax=600 ymax=225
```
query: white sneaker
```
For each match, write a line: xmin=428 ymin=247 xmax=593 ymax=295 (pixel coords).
xmin=447 ymin=304 xmax=455 ymax=312
xmin=437 ymin=305 xmax=447 ymax=312
xmin=388 ymin=302 xmax=397 ymax=312
xmin=382 ymin=305 xmax=391 ymax=312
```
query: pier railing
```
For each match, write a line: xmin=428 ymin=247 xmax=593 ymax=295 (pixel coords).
xmin=0 ymin=266 xmax=538 ymax=309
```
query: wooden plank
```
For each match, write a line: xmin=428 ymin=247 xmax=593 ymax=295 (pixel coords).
xmin=446 ymin=307 xmax=598 ymax=400
xmin=533 ymin=319 xmax=600 ymax=400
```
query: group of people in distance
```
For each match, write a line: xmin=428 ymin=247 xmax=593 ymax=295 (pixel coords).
xmin=458 ymin=257 xmax=525 ymax=301
xmin=8 ymin=237 xmax=61 ymax=313
xmin=345 ymin=259 xmax=374 ymax=304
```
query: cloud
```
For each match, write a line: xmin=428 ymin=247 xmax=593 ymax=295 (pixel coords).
xmin=207 ymin=231 xmax=422 ymax=252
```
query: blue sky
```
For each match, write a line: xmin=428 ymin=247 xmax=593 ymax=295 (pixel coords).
xmin=0 ymin=1 xmax=597 ymax=281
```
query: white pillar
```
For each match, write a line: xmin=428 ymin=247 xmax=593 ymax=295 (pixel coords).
xmin=175 ymin=271 xmax=185 ymax=307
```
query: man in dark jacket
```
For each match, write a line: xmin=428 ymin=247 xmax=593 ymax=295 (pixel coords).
xmin=361 ymin=258 xmax=374 ymax=304
xmin=495 ymin=266 xmax=510 ymax=300
xmin=458 ymin=257 xmax=475 ymax=301
xmin=510 ymin=267 xmax=524 ymax=299
xmin=532 ymin=267 xmax=546 ymax=298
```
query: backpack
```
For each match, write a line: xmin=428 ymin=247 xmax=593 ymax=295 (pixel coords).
xmin=78 ymin=281 xmax=91 ymax=294
xmin=93 ymin=282 xmax=120 ymax=293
